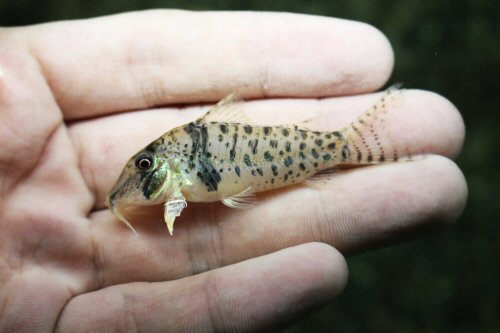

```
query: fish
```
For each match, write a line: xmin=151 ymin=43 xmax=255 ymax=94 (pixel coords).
xmin=106 ymin=85 xmax=409 ymax=235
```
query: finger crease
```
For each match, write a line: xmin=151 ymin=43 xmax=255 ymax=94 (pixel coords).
xmin=89 ymin=224 xmax=106 ymax=290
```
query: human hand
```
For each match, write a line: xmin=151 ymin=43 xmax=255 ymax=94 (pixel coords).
xmin=0 ymin=10 xmax=466 ymax=332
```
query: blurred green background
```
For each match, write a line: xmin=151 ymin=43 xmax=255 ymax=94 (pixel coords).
xmin=1 ymin=1 xmax=497 ymax=332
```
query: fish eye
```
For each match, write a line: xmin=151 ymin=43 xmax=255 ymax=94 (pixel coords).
xmin=135 ymin=154 xmax=154 ymax=171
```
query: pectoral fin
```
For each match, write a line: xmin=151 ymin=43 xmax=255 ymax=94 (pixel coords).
xmin=222 ymin=187 xmax=256 ymax=209
xmin=163 ymin=198 xmax=187 ymax=235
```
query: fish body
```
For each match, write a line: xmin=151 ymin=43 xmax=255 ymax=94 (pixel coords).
xmin=107 ymin=87 xmax=405 ymax=235
xmin=155 ymin=122 xmax=346 ymax=201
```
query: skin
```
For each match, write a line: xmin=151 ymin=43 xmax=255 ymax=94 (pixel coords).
xmin=0 ymin=10 xmax=467 ymax=332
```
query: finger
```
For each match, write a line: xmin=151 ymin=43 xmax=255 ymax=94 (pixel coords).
xmin=0 ymin=33 xmax=62 ymax=193
xmin=56 ymin=243 xmax=347 ymax=333
xmin=70 ymin=89 xmax=465 ymax=208
xmin=18 ymin=10 xmax=393 ymax=119
xmin=88 ymin=154 xmax=466 ymax=287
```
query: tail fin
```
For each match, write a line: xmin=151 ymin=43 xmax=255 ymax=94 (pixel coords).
xmin=339 ymin=84 xmax=412 ymax=165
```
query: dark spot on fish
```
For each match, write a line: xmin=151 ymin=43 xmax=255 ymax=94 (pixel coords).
xmin=284 ymin=174 xmax=289 ymax=181
xmin=220 ymin=124 xmax=228 ymax=134
xmin=327 ymin=142 xmax=336 ymax=149
xmin=256 ymin=167 xmax=264 ymax=176
xmin=299 ymin=142 xmax=306 ymax=150
xmin=235 ymin=165 xmax=241 ymax=177
xmin=282 ymin=128 xmax=290 ymax=136
xmin=196 ymin=158 xmax=221 ymax=192
xmin=144 ymin=143 xmax=156 ymax=154
xmin=332 ymin=131 xmax=342 ymax=138
xmin=271 ymin=164 xmax=279 ymax=176
xmin=299 ymin=152 xmax=306 ymax=160
xmin=188 ymin=154 xmax=196 ymax=169
xmin=299 ymin=162 xmax=306 ymax=171
xmin=142 ymin=170 xmax=168 ymax=199
xmin=284 ymin=156 xmax=294 ymax=167
xmin=367 ymin=153 xmax=373 ymax=162
xmin=312 ymin=131 xmax=321 ymax=136
xmin=279 ymin=150 xmax=284 ymax=156
xmin=270 ymin=140 xmax=278 ymax=149
xmin=314 ymin=138 xmax=324 ymax=146
xmin=288 ymin=170 xmax=293 ymax=175
xmin=184 ymin=122 xmax=209 ymax=156
xmin=271 ymin=178 xmax=275 ymax=184
xmin=264 ymin=151 xmax=274 ymax=162
xmin=379 ymin=154 xmax=385 ymax=162
xmin=244 ymin=154 xmax=252 ymax=167
xmin=342 ymin=145 xmax=350 ymax=161
xmin=251 ymin=139 xmax=259 ymax=155
xmin=313 ymin=162 xmax=319 ymax=167
xmin=243 ymin=125 xmax=253 ymax=134
xmin=294 ymin=136 xmax=299 ymax=141
xmin=251 ymin=170 xmax=256 ymax=176
xmin=311 ymin=148 xmax=319 ymax=159
xmin=325 ymin=133 xmax=332 ymax=139
xmin=219 ymin=168 xmax=223 ymax=173
xmin=323 ymin=154 xmax=331 ymax=161
xmin=218 ymin=134 xmax=223 ymax=142
xmin=263 ymin=126 xmax=272 ymax=136
xmin=230 ymin=132 xmax=238 ymax=161
xmin=299 ymin=130 xmax=308 ymax=140
xmin=393 ymin=151 xmax=399 ymax=161
xmin=285 ymin=141 xmax=292 ymax=153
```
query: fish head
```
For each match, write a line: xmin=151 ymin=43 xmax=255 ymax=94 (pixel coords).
xmin=106 ymin=148 xmax=173 ymax=233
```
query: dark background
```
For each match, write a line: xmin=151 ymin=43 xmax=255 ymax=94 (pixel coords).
xmin=1 ymin=1 xmax=498 ymax=332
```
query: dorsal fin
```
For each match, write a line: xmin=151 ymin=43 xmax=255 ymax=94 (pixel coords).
xmin=196 ymin=92 xmax=253 ymax=124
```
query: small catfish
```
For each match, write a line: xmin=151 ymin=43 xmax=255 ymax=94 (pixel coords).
xmin=106 ymin=86 xmax=409 ymax=235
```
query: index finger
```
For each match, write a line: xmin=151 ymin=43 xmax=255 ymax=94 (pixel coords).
xmin=18 ymin=10 xmax=394 ymax=119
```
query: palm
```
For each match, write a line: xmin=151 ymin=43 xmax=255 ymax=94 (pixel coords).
xmin=0 ymin=10 xmax=466 ymax=332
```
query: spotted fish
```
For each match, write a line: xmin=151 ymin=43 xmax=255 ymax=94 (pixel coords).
xmin=106 ymin=86 xmax=408 ymax=235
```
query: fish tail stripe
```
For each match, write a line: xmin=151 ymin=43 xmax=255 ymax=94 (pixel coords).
xmin=339 ymin=85 xmax=407 ymax=164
